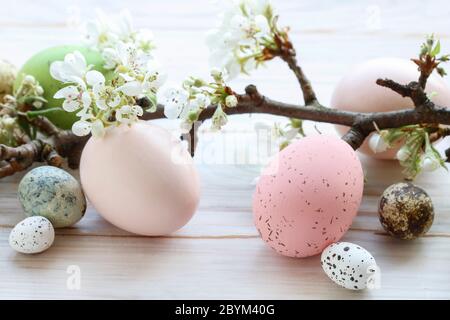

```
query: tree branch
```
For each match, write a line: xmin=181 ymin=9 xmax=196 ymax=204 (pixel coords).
xmin=280 ymin=52 xmax=320 ymax=107
xmin=376 ymin=79 xmax=432 ymax=109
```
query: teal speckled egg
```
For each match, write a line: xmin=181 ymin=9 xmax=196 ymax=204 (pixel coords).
xmin=18 ymin=166 xmax=86 ymax=228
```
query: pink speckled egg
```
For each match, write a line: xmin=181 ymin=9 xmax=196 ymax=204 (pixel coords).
xmin=331 ymin=58 xmax=450 ymax=159
xmin=80 ymin=121 xmax=200 ymax=236
xmin=253 ymin=135 xmax=364 ymax=258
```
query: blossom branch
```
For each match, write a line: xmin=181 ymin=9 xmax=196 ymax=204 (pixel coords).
xmin=275 ymin=43 xmax=320 ymax=107
xmin=142 ymin=82 xmax=450 ymax=150
xmin=2 ymin=77 xmax=450 ymax=179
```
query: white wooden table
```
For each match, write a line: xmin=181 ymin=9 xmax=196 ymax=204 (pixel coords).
xmin=1 ymin=0 xmax=450 ymax=299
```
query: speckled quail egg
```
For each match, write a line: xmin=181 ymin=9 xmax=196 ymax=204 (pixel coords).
xmin=9 ymin=216 xmax=55 ymax=254
xmin=18 ymin=166 xmax=86 ymax=228
xmin=321 ymin=242 xmax=379 ymax=290
xmin=379 ymin=182 xmax=434 ymax=240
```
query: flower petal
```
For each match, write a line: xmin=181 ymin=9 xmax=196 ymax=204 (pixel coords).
xmin=72 ymin=120 xmax=91 ymax=136
xmin=164 ymin=103 xmax=182 ymax=119
xmin=117 ymin=81 xmax=143 ymax=96
xmin=63 ymin=100 xmax=80 ymax=112
xmin=54 ymin=86 xmax=78 ymax=99
xmin=109 ymin=94 xmax=121 ymax=108
xmin=50 ymin=61 xmax=65 ymax=82
xmin=119 ymin=73 xmax=135 ymax=82
xmin=131 ymin=105 xmax=143 ymax=116
xmin=91 ymin=119 xmax=105 ymax=138
xmin=81 ymin=91 xmax=92 ymax=108
xmin=96 ymin=99 xmax=108 ymax=110
xmin=86 ymin=70 xmax=105 ymax=86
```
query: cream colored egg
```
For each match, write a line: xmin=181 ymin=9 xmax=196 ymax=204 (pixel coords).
xmin=331 ymin=58 xmax=450 ymax=159
xmin=80 ymin=122 xmax=200 ymax=236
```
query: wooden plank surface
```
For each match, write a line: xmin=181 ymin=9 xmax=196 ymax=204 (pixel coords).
xmin=1 ymin=0 xmax=450 ymax=299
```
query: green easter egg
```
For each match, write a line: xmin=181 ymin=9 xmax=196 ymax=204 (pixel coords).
xmin=14 ymin=45 xmax=113 ymax=129
xmin=18 ymin=166 xmax=87 ymax=228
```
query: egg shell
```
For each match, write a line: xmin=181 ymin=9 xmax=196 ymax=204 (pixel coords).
xmin=14 ymin=45 xmax=113 ymax=129
xmin=379 ymin=182 xmax=434 ymax=240
xmin=321 ymin=242 xmax=378 ymax=290
xmin=18 ymin=166 xmax=86 ymax=228
xmin=331 ymin=58 xmax=450 ymax=159
xmin=253 ymin=135 xmax=364 ymax=258
xmin=80 ymin=122 xmax=200 ymax=236
xmin=9 ymin=216 xmax=55 ymax=254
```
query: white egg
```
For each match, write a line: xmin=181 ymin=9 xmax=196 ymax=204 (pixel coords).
xmin=9 ymin=216 xmax=55 ymax=254
xmin=321 ymin=242 xmax=378 ymax=290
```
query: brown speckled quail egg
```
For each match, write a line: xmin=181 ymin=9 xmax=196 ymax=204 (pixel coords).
xmin=9 ymin=216 xmax=55 ymax=254
xmin=321 ymin=242 xmax=379 ymax=290
xmin=379 ymin=182 xmax=434 ymax=240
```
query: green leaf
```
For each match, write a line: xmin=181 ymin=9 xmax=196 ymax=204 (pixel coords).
xmin=437 ymin=67 xmax=447 ymax=77
xmin=431 ymin=40 xmax=441 ymax=57
xmin=439 ymin=54 xmax=450 ymax=62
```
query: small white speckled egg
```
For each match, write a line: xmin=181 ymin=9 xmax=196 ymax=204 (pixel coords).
xmin=321 ymin=242 xmax=378 ymax=290
xmin=9 ymin=216 xmax=55 ymax=254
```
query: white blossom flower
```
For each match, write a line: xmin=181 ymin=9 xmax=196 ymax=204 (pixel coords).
xmin=368 ymin=133 xmax=389 ymax=153
xmin=114 ymin=10 xmax=134 ymax=40
xmin=49 ymin=51 xmax=89 ymax=85
xmin=52 ymin=11 xmax=164 ymax=139
xmin=84 ymin=10 xmax=118 ymax=50
xmin=142 ymin=62 xmax=167 ymax=93
xmin=191 ymin=93 xmax=211 ymax=110
xmin=89 ymin=71 xmax=121 ymax=110
xmin=116 ymin=105 xmax=143 ymax=125
xmin=117 ymin=62 xmax=166 ymax=98
xmin=54 ymin=85 xmax=91 ymax=112
xmin=206 ymin=0 xmax=275 ymax=79
xmin=135 ymin=29 xmax=155 ymax=52
xmin=158 ymin=86 xmax=189 ymax=119
xmin=84 ymin=10 xmax=156 ymax=71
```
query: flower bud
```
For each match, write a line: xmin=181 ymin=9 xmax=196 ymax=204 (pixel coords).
xmin=0 ymin=59 xmax=17 ymax=101
xmin=396 ymin=147 xmax=411 ymax=161
xmin=33 ymin=101 xmax=43 ymax=109
xmin=188 ymin=110 xmax=199 ymax=122
xmin=36 ymin=86 xmax=44 ymax=96
xmin=24 ymin=75 xmax=35 ymax=83
xmin=421 ymin=155 xmax=441 ymax=172
xmin=225 ymin=94 xmax=238 ymax=108
xmin=2 ymin=116 xmax=16 ymax=128
xmin=368 ymin=133 xmax=389 ymax=153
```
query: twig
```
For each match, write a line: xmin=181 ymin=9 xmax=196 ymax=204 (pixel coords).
xmin=280 ymin=52 xmax=319 ymax=107
xmin=376 ymin=79 xmax=432 ymax=109
xmin=0 ymin=140 xmax=63 ymax=178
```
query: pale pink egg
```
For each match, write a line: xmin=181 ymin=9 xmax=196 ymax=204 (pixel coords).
xmin=253 ymin=135 xmax=364 ymax=258
xmin=331 ymin=58 xmax=450 ymax=159
xmin=80 ymin=122 xmax=200 ymax=236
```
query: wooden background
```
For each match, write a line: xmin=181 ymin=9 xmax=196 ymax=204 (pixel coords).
xmin=1 ymin=0 xmax=450 ymax=299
